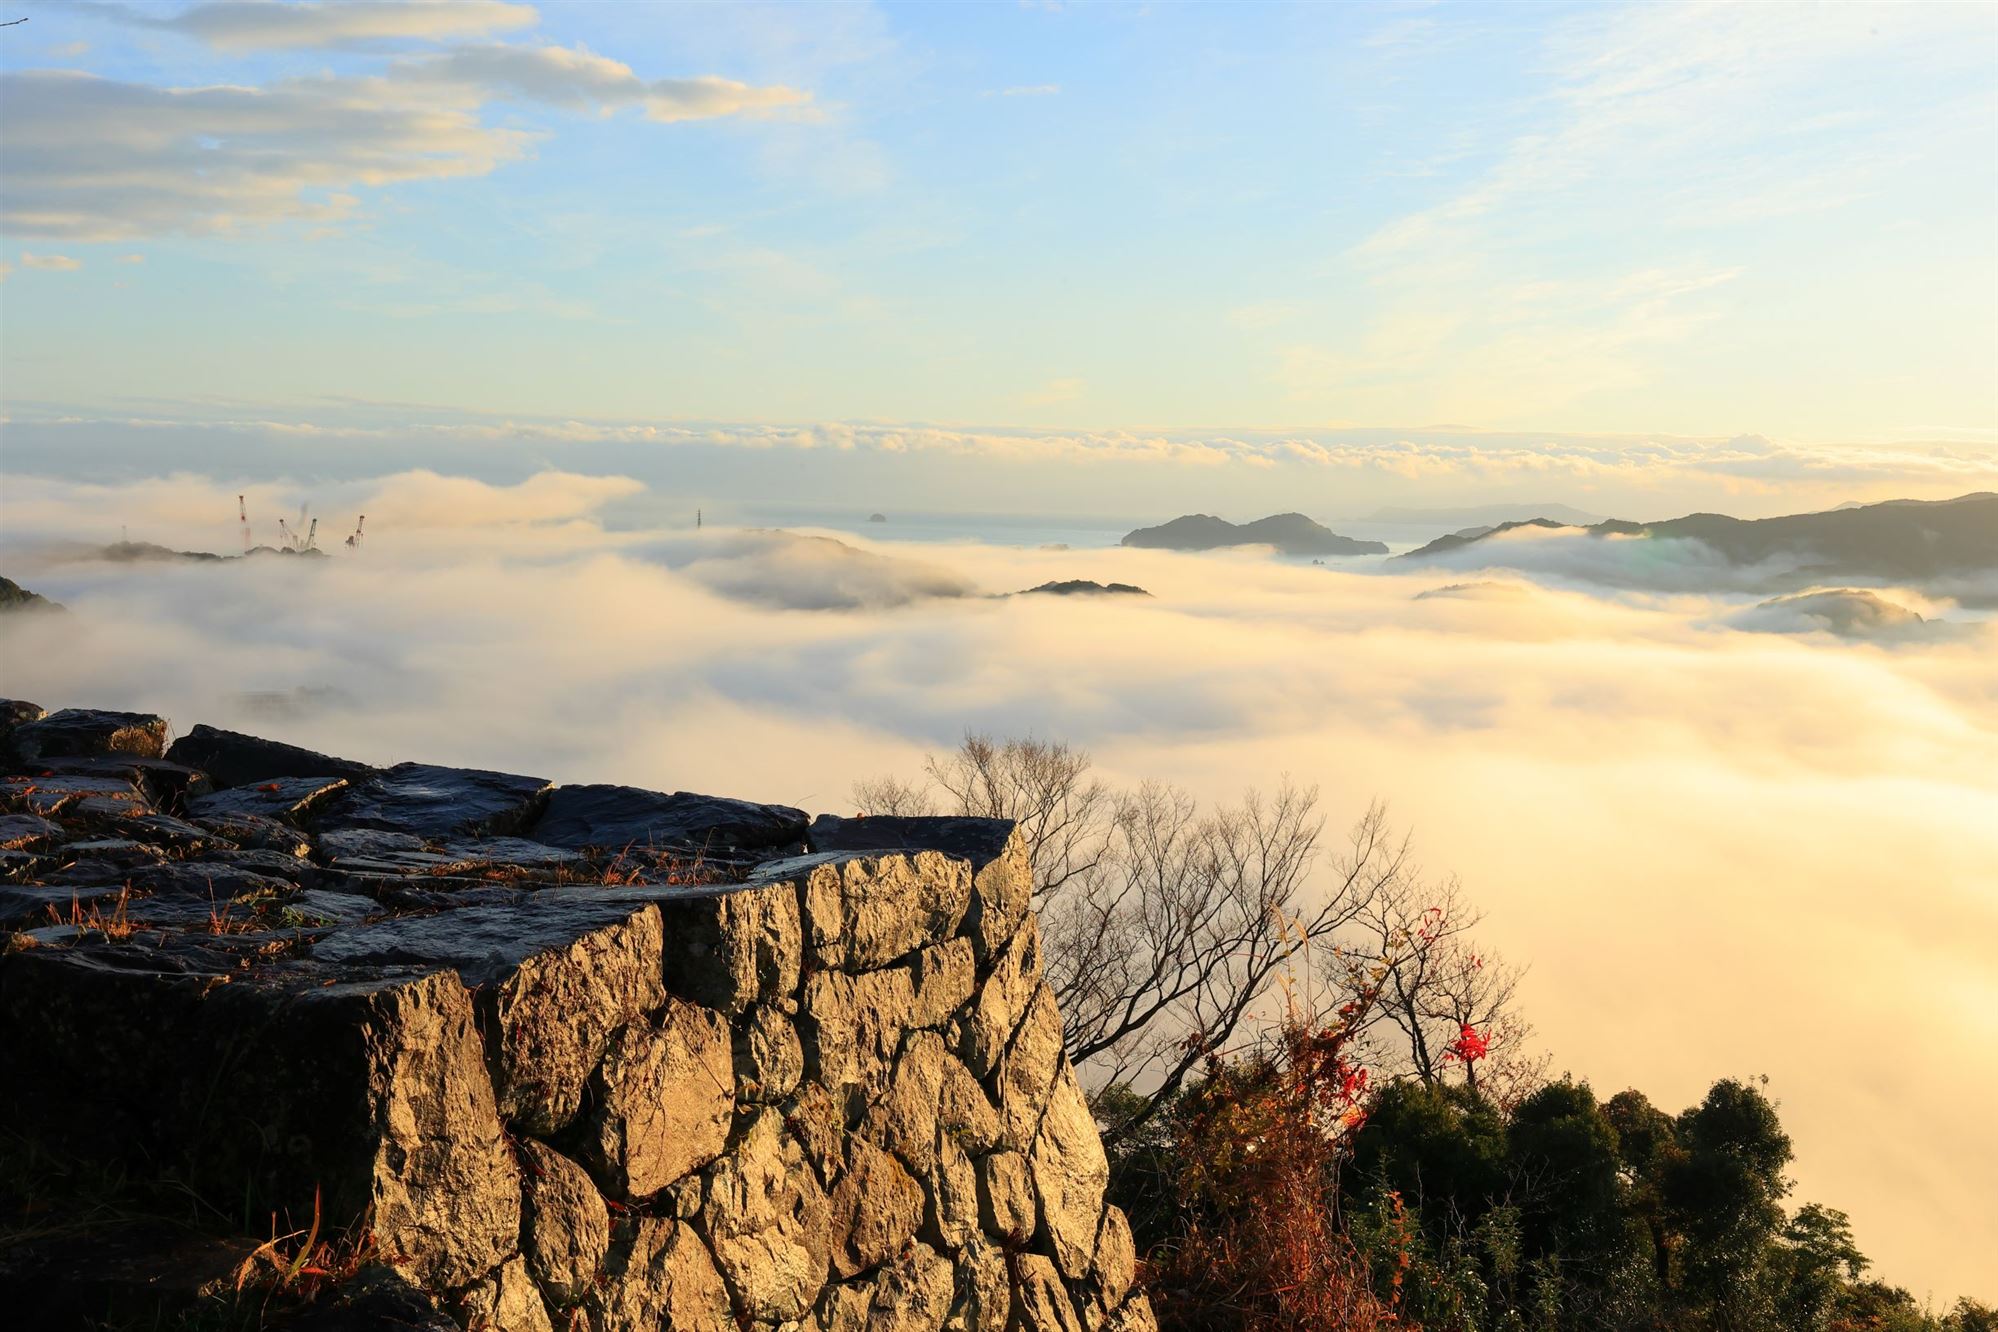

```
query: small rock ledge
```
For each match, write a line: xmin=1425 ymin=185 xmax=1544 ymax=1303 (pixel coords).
xmin=0 ymin=702 xmax=1155 ymax=1332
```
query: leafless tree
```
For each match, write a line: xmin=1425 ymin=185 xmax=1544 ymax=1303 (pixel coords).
xmin=1334 ymin=873 xmax=1546 ymax=1106
xmin=857 ymin=735 xmax=1546 ymax=1135
xmin=858 ymin=736 xmax=1537 ymax=1139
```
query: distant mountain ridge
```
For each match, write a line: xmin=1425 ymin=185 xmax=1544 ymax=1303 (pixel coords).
xmin=1364 ymin=502 xmax=1606 ymax=528
xmin=1397 ymin=492 xmax=1998 ymax=581
xmin=1121 ymin=512 xmax=1387 ymax=557
xmin=0 ymin=577 xmax=63 ymax=613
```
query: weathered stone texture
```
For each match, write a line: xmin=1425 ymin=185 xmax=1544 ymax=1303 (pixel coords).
xmin=0 ymin=713 xmax=1156 ymax=1332
xmin=699 ymin=1108 xmax=832 ymax=1322
xmin=518 ymin=1139 xmax=610 ymax=1305
xmin=581 ymin=997 xmax=734 ymax=1199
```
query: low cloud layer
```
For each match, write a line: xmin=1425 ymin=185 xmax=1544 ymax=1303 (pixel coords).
xmin=3 ymin=471 xmax=1995 ymax=1301
xmin=5 ymin=413 xmax=1993 ymax=525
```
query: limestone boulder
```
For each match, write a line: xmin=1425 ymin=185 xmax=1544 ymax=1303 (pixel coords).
xmin=806 ymin=815 xmax=1031 ymax=960
xmin=909 ymin=936 xmax=978 ymax=1027
xmin=944 ymin=1236 xmax=1011 ymax=1331
xmin=859 ymin=1240 xmax=956 ymax=1332
xmin=1030 ymin=1076 xmax=1111 ymax=1280
xmin=735 ymin=1003 xmax=805 ymax=1103
xmin=311 ymin=895 xmax=668 ymax=1135
xmin=1090 ymin=1206 xmax=1138 ymax=1314
xmin=652 ymin=877 xmax=802 ymax=1013
xmin=787 ymin=850 xmax=972 ymax=971
xmin=827 ymin=1138 xmax=924 ymax=1280
xmin=994 ymin=983 xmax=1066 ymax=1151
xmin=862 ymin=1029 xmax=948 ymax=1177
xmin=976 ymin=1150 xmax=1036 ymax=1247
xmin=587 ymin=1217 xmax=734 ymax=1332
xmin=926 ymin=1133 xmax=981 ymax=1253
xmin=799 ymin=964 xmax=915 ymax=1100
xmin=1008 ymin=1253 xmax=1084 ymax=1332
xmin=581 ymin=997 xmax=734 ymax=1199
xmin=457 ymin=1255 xmax=552 ymax=1332
xmin=959 ymin=916 xmax=1043 ymax=1078
xmin=699 ymin=1108 xmax=831 ymax=1322
xmin=519 ymin=1139 xmax=610 ymax=1305
xmin=939 ymin=1053 xmax=1004 ymax=1155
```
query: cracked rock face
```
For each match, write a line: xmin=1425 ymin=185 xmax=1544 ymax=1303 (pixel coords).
xmin=518 ymin=1139 xmax=610 ymax=1305
xmin=581 ymin=997 xmax=735 ymax=1200
xmin=0 ymin=705 xmax=1155 ymax=1332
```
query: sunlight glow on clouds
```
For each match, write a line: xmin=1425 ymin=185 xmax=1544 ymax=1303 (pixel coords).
xmin=3 ymin=469 xmax=1994 ymax=1300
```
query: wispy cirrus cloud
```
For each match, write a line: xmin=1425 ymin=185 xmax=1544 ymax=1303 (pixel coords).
xmin=0 ymin=68 xmax=530 ymax=240
xmin=17 ymin=252 xmax=84 ymax=271
xmin=391 ymin=44 xmax=810 ymax=123
xmin=72 ymin=0 xmax=538 ymax=51
xmin=1274 ymin=1 xmax=1998 ymax=431
xmin=0 ymin=41 xmax=810 ymax=240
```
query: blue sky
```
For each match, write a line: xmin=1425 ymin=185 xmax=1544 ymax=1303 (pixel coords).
xmin=2 ymin=0 xmax=1995 ymax=513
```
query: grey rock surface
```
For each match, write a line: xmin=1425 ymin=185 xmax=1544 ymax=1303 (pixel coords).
xmin=0 ymin=705 xmax=1155 ymax=1332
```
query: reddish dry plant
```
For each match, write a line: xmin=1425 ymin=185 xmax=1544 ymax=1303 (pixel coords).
xmin=42 ymin=886 xmax=137 ymax=939
xmin=236 ymin=1187 xmax=384 ymax=1306
xmin=1152 ymin=1002 xmax=1413 ymax=1332
xmin=551 ymin=844 xmax=734 ymax=889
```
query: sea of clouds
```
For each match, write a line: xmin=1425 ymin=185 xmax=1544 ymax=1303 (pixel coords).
xmin=3 ymin=469 xmax=1995 ymax=1302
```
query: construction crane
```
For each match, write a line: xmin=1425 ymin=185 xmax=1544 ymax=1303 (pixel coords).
xmin=345 ymin=515 xmax=365 ymax=551
xmin=305 ymin=518 xmax=318 ymax=550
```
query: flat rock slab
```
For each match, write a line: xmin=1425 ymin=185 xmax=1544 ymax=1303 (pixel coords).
xmin=5 ymin=709 xmax=168 ymax=764
xmin=808 ymin=815 xmax=1028 ymax=958
xmin=0 ymin=814 xmax=59 ymax=850
xmin=532 ymin=784 xmax=808 ymax=854
xmin=314 ymin=763 xmax=552 ymax=840
xmin=0 ymin=884 xmax=127 ymax=926
xmin=3 ymin=774 xmax=149 ymax=818
xmin=164 ymin=724 xmax=377 ymax=789
xmin=39 ymin=756 xmax=213 ymax=806
xmin=124 ymin=860 xmax=299 ymax=901
xmin=316 ymin=827 xmax=426 ymax=860
xmin=437 ymin=837 xmax=584 ymax=872
xmin=309 ymin=894 xmax=657 ymax=987
xmin=113 ymin=812 xmax=222 ymax=851
xmin=187 ymin=776 xmax=350 ymax=824
xmin=192 ymin=813 xmax=310 ymax=855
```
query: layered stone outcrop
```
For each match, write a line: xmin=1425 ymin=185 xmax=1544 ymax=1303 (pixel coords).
xmin=0 ymin=701 xmax=1154 ymax=1332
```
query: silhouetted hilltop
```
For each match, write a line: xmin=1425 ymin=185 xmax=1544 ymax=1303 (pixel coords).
xmin=1121 ymin=513 xmax=1387 ymax=557
xmin=1397 ymin=493 xmax=1998 ymax=580
xmin=1016 ymin=580 xmax=1151 ymax=597
xmin=0 ymin=577 xmax=63 ymax=613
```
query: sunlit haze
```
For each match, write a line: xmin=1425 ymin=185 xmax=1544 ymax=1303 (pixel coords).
xmin=2 ymin=1 xmax=1995 ymax=1322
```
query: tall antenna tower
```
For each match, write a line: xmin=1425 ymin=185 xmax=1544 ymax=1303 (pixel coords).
xmin=238 ymin=495 xmax=251 ymax=553
xmin=345 ymin=515 xmax=366 ymax=551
